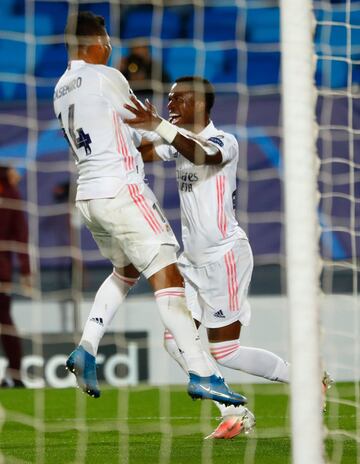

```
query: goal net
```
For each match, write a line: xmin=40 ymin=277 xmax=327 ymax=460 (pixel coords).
xmin=0 ymin=0 xmax=358 ymax=463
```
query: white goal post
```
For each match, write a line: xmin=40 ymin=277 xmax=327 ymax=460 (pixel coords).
xmin=280 ymin=1 xmax=324 ymax=463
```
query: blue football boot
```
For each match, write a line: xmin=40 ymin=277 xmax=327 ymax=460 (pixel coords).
xmin=66 ymin=346 xmax=100 ymax=398
xmin=188 ymin=372 xmax=247 ymax=406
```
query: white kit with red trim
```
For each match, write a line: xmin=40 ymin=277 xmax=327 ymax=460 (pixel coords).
xmin=155 ymin=121 xmax=247 ymax=266
xmin=210 ymin=341 xmax=240 ymax=362
xmin=54 ymin=60 xmax=144 ymax=201
xmin=127 ymin=184 xmax=163 ymax=235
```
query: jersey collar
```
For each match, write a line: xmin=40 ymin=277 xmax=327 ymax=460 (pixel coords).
xmin=68 ymin=60 xmax=86 ymax=70
xmin=198 ymin=121 xmax=216 ymax=138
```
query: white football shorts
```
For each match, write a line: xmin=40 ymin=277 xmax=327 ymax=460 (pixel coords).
xmin=76 ymin=182 xmax=179 ymax=278
xmin=179 ymin=239 xmax=253 ymax=328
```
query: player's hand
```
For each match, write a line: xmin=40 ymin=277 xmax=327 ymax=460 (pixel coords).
xmin=124 ymin=95 xmax=162 ymax=130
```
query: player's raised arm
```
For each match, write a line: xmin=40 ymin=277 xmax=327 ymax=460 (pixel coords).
xmin=124 ymin=94 xmax=222 ymax=166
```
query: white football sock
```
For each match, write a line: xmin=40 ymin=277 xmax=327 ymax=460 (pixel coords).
xmin=155 ymin=288 xmax=212 ymax=377
xmin=210 ymin=340 xmax=290 ymax=383
xmin=163 ymin=329 xmax=246 ymax=417
xmin=163 ymin=329 xmax=188 ymax=371
xmin=80 ymin=271 xmax=138 ymax=356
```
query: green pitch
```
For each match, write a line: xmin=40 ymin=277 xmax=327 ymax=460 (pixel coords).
xmin=0 ymin=383 xmax=357 ymax=463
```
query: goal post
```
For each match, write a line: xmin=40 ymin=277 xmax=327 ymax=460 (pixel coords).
xmin=280 ymin=1 xmax=324 ymax=463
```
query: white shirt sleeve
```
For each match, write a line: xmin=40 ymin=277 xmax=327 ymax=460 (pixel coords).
xmin=205 ymin=133 xmax=238 ymax=163
xmin=181 ymin=130 xmax=238 ymax=164
xmin=99 ymin=66 xmax=138 ymax=121
xmin=137 ymin=129 xmax=162 ymax=143
xmin=155 ymin=143 xmax=178 ymax=161
xmin=153 ymin=129 xmax=238 ymax=163
xmin=130 ymin=128 xmax=142 ymax=148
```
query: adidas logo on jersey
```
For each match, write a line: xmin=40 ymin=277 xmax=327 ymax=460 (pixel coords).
xmin=213 ymin=309 xmax=226 ymax=319
xmin=90 ymin=317 xmax=104 ymax=326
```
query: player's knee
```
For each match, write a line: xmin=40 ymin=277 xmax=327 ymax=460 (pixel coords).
xmin=143 ymin=245 xmax=178 ymax=282
xmin=113 ymin=264 xmax=140 ymax=280
xmin=160 ymin=263 xmax=184 ymax=286
xmin=146 ymin=246 xmax=184 ymax=290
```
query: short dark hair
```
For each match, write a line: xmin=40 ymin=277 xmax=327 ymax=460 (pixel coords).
xmin=174 ymin=76 xmax=215 ymax=114
xmin=65 ymin=11 xmax=106 ymax=48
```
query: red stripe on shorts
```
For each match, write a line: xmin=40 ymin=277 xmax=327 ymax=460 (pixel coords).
xmin=224 ymin=250 xmax=239 ymax=311
xmin=128 ymin=184 xmax=162 ymax=234
xmin=230 ymin=249 xmax=239 ymax=309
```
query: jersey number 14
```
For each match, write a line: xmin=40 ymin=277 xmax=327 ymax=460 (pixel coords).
xmin=58 ymin=104 xmax=92 ymax=161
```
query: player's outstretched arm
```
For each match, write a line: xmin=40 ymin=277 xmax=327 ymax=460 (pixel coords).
xmin=124 ymin=96 xmax=222 ymax=166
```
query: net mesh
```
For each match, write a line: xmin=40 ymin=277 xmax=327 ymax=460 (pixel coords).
xmin=315 ymin=0 xmax=360 ymax=459
xmin=0 ymin=0 xmax=358 ymax=462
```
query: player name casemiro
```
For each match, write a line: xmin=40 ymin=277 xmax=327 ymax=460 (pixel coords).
xmin=54 ymin=77 xmax=82 ymax=100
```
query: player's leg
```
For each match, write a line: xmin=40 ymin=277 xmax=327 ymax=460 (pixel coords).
xmin=162 ymin=281 xmax=224 ymax=379
xmin=208 ymin=322 xmax=331 ymax=410
xmin=197 ymin=239 xmax=290 ymax=382
xmin=66 ymin=262 xmax=140 ymax=398
xmin=146 ymin=258 xmax=246 ymax=406
xmin=66 ymin=196 xmax=141 ymax=398
xmin=162 ymin=278 xmax=254 ymax=437
xmin=0 ymin=292 xmax=24 ymax=387
xmin=164 ymin=326 xmax=254 ymax=438
xmin=70 ymin=184 xmax=244 ymax=405
xmin=208 ymin=321 xmax=290 ymax=382
xmin=79 ymin=263 xmax=140 ymax=357
xmin=67 ymin=186 xmax=171 ymax=398
xmin=113 ymin=183 xmax=246 ymax=406
xmin=148 ymin=261 xmax=211 ymax=376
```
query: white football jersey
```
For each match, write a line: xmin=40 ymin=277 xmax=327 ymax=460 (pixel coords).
xmin=54 ymin=60 xmax=144 ymax=200
xmin=155 ymin=121 xmax=247 ymax=266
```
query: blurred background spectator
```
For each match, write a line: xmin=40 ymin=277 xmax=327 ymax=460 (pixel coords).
xmin=0 ymin=166 xmax=31 ymax=388
xmin=117 ymin=40 xmax=170 ymax=94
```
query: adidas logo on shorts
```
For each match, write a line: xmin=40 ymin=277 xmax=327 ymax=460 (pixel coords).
xmin=90 ymin=317 xmax=104 ymax=326
xmin=213 ymin=309 xmax=226 ymax=319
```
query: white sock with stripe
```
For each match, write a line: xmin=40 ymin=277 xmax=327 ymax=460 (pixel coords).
xmin=210 ymin=340 xmax=290 ymax=383
xmin=163 ymin=329 xmax=189 ymax=371
xmin=155 ymin=287 xmax=213 ymax=377
xmin=80 ymin=271 xmax=138 ymax=356
xmin=164 ymin=329 xmax=246 ymax=417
